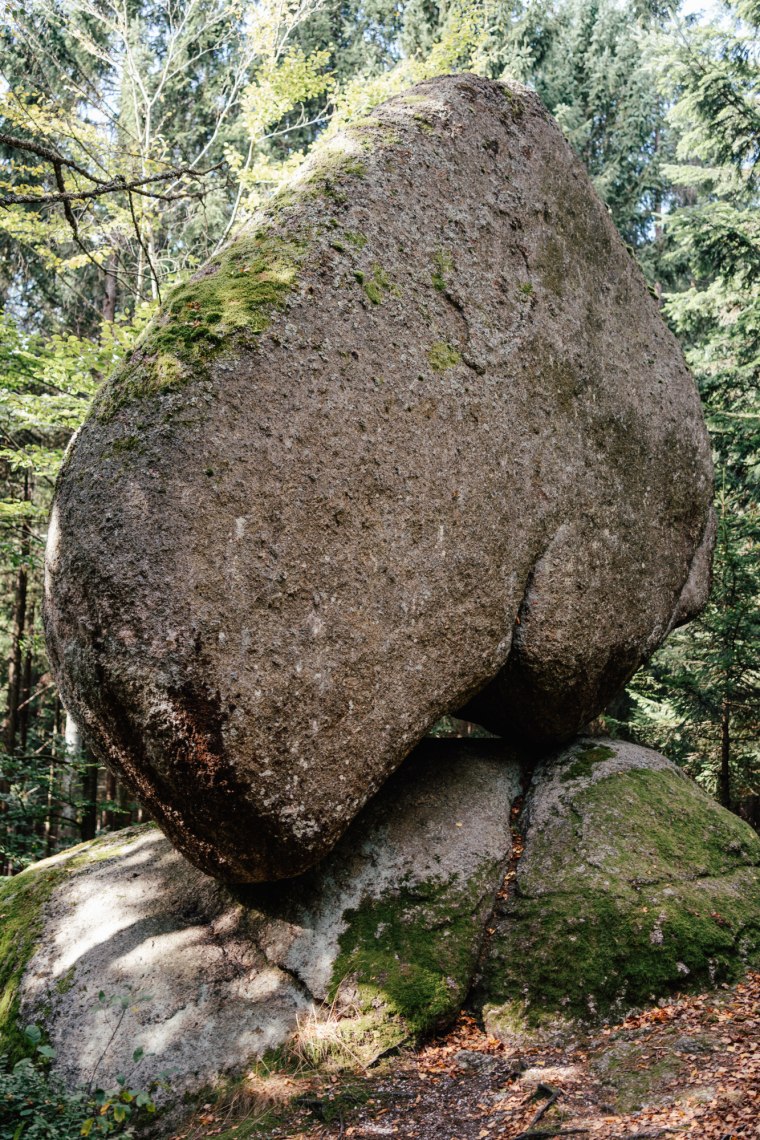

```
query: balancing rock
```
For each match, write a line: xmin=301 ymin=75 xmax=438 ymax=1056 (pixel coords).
xmin=44 ymin=75 xmax=714 ymax=881
xmin=9 ymin=741 xmax=520 ymax=1095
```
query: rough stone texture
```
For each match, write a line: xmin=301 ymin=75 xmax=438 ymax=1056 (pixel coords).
xmin=9 ymin=742 xmax=519 ymax=1096
xmin=44 ymin=74 xmax=714 ymax=881
xmin=478 ymin=738 xmax=760 ymax=1036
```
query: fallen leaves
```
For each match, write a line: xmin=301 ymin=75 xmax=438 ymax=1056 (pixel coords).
xmin=170 ymin=971 xmax=760 ymax=1140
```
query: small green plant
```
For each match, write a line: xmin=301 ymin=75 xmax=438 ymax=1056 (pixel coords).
xmin=431 ymin=249 xmax=453 ymax=292
xmin=0 ymin=1025 xmax=157 ymax=1139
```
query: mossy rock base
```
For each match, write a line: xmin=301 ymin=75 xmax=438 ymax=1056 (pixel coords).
xmin=479 ymin=739 xmax=760 ymax=1038
xmin=3 ymin=741 xmax=520 ymax=1101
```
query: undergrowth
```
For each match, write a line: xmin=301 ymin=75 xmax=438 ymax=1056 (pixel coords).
xmin=0 ymin=1026 xmax=157 ymax=1138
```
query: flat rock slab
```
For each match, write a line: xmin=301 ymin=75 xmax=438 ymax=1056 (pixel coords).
xmin=44 ymin=75 xmax=714 ymax=881
xmin=3 ymin=742 xmax=520 ymax=1098
xmin=478 ymin=739 xmax=760 ymax=1037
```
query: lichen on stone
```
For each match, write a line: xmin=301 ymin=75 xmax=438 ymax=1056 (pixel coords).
xmin=428 ymin=342 xmax=461 ymax=371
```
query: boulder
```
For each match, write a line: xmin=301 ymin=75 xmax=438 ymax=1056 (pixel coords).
xmin=477 ymin=739 xmax=760 ymax=1037
xmin=44 ymin=74 xmax=714 ymax=881
xmin=2 ymin=741 xmax=520 ymax=1097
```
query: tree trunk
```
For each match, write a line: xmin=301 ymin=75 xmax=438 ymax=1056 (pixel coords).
xmin=80 ymin=759 xmax=99 ymax=841
xmin=59 ymin=710 xmax=82 ymax=843
xmin=718 ymin=697 xmax=732 ymax=808
xmin=104 ymin=768 xmax=118 ymax=830
xmin=18 ymin=599 xmax=35 ymax=752
xmin=102 ymin=249 xmax=118 ymax=322
xmin=5 ymin=550 xmax=28 ymax=753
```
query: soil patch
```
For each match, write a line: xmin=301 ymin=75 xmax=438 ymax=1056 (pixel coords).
xmin=170 ymin=971 xmax=759 ymax=1139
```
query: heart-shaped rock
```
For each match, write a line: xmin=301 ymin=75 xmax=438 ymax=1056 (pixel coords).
xmin=44 ymin=75 xmax=713 ymax=882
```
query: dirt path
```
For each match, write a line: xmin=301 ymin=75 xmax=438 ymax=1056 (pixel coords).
xmin=173 ymin=972 xmax=759 ymax=1140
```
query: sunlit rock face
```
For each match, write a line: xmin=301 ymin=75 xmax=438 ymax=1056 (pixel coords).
xmin=12 ymin=742 xmax=520 ymax=1096
xmin=44 ymin=74 xmax=714 ymax=882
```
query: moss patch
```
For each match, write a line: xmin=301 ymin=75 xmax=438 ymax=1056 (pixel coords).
xmin=431 ymin=249 xmax=453 ymax=293
xmin=331 ymin=230 xmax=368 ymax=254
xmin=528 ymin=768 xmax=760 ymax=891
xmin=0 ymin=826 xmax=158 ymax=1061
xmin=0 ymin=865 xmax=65 ymax=1061
xmin=354 ymin=264 xmax=397 ymax=305
xmin=92 ymin=130 xmax=377 ymax=421
xmin=480 ymin=766 xmax=760 ymax=1029
xmin=342 ymin=120 xmax=401 ymax=152
xmin=94 ymin=229 xmax=306 ymax=420
xmin=591 ymin=1038 xmax=685 ymax=1113
xmin=428 ymin=342 xmax=461 ymax=372
xmin=329 ymin=875 xmax=492 ymax=1054
xmin=560 ymin=744 xmax=615 ymax=782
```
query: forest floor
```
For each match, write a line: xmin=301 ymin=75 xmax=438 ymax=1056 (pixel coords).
xmin=171 ymin=971 xmax=760 ymax=1140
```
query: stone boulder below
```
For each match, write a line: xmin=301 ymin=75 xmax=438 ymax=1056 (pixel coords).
xmin=2 ymin=741 xmax=520 ymax=1099
xmin=478 ymin=739 xmax=760 ymax=1039
xmin=44 ymin=73 xmax=714 ymax=884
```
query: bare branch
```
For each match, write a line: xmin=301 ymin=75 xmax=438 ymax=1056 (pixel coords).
xmin=0 ymin=162 xmax=222 ymax=207
xmin=0 ymin=130 xmax=110 ymax=184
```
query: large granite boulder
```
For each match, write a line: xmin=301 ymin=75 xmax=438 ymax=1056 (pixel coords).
xmin=478 ymin=739 xmax=760 ymax=1037
xmin=44 ymin=74 xmax=714 ymax=881
xmin=2 ymin=742 xmax=520 ymax=1097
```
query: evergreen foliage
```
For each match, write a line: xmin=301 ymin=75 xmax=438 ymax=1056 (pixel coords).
xmin=624 ymin=0 xmax=759 ymax=817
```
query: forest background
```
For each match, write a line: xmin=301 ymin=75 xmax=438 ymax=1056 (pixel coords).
xmin=0 ymin=0 xmax=757 ymax=875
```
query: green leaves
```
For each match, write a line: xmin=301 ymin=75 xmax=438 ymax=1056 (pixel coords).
xmin=621 ymin=0 xmax=760 ymax=812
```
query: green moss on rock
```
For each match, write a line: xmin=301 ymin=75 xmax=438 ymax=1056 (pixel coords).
xmin=94 ymin=230 xmax=306 ymax=420
xmin=431 ymin=249 xmax=453 ymax=293
xmin=428 ymin=342 xmax=461 ymax=372
xmin=0 ymin=865 xmax=64 ymax=1060
xmin=92 ymin=128 xmax=380 ymax=422
xmin=560 ymin=744 xmax=615 ymax=782
xmin=591 ymin=1038 xmax=685 ymax=1113
xmin=480 ymin=760 xmax=760 ymax=1031
xmin=329 ymin=875 xmax=492 ymax=1052
xmin=0 ymin=826 xmax=158 ymax=1060
xmin=343 ymin=230 xmax=367 ymax=249
xmin=355 ymin=264 xmax=397 ymax=305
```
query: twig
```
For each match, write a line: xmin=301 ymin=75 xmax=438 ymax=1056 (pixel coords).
xmin=127 ymin=190 xmax=161 ymax=304
xmin=0 ymin=161 xmax=222 ymax=207
xmin=15 ymin=680 xmax=56 ymax=714
xmin=521 ymin=1084 xmax=563 ymax=1131
xmin=512 ymin=1130 xmax=589 ymax=1139
xmin=0 ymin=130 xmax=108 ymax=183
xmin=618 ymin=1129 xmax=689 ymax=1138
